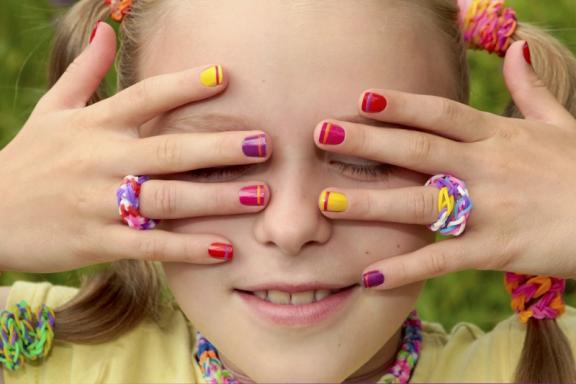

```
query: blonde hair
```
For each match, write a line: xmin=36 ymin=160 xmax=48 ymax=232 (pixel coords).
xmin=47 ymin=0 xmax=576 ymax=381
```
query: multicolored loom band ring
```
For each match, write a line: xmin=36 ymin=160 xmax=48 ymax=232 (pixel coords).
xmin=116 ymin=175 xmax=160 ymax=230
xmin=424 ymin=173 xmax=473 ymax=237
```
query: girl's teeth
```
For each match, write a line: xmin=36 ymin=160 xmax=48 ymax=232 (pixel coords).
xmin=251 ymin=289 xmax=335 ymax=305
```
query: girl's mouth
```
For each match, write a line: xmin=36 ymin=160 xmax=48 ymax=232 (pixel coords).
xmin=233 ymin=284 xmax=360 ymax=327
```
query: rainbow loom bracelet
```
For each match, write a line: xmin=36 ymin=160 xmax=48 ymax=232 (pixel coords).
xmin=0 ymin=300 xmax=56 ymax=371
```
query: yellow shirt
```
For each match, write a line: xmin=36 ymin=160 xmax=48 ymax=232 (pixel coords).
xmin=3 ymin=281 xmax=576 ymax=383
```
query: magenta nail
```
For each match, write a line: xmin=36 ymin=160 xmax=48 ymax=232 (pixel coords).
xmin=362 ymin=270 xmax=385 ymax=288
xmin=242 ymin=134 xmax=267 ymax=158
xmin=319 ymin=122 xmax=345 ymax=145
xmin=239 ymin=185 xmax=267 ymax=206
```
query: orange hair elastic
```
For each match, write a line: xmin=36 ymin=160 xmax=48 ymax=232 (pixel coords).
xmin=504 ymin=272 xmax=566 ymax=323
xmin=104 ymin=0 xmax=132 ymax=22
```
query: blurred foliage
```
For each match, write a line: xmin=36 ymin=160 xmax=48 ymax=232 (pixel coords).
xmin=1 ymin=0 xmax=575 ymax=332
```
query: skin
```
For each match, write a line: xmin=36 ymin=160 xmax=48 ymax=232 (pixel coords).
xmin=136 ymin=1 xmax=457 ymax=382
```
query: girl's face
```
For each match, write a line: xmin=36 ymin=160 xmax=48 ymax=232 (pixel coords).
xmin=140 ymin=1 xmax=458 ymax=381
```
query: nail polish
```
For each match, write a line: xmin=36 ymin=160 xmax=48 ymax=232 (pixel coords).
xmin=199 ymin=65 xmax=224 ymax=87
xmin=208 ymin=242 xmax=234 ymax=260
xmin=522 ymin=42 xmax=532 ymax=66
xmin=319 ymin=191 xmax=348 ymax=212
xmin=362 ymin=270 xmax=385 ymax=288
xmin=319 ymin=122 xmax=345 ymax=145
xmin=242 ymin=134 xmax=267 ymax=157
xmin=361 ymin=92 xmax=387 ymax=113
xmin=239 ymin=185 xmax=267 ymax=206
xmin=89 ymin=20 xmax=101 ymax=45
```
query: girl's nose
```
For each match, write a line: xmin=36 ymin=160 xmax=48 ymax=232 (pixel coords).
xmin=253 ymin=177 xmax=331 ymax=256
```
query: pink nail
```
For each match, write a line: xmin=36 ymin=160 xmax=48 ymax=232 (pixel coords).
xmin=239 ymin=185 xmax=268 ymax=206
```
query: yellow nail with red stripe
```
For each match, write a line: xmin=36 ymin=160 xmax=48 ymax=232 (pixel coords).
xmin=319 ymin=191 xmax=348 ymax=212
xmin=200 ymin=65 xmax=224 ymax=87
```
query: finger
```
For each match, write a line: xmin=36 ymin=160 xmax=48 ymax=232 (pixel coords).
xmin=318 ymin=186 xmax=439 ymax=225
xmin=137 ymin=181 xmax=270 ymax=219
xmin=314 ymin=120 xmax=473 ymax=176
xmin=503 ymin=40 xmax=574 ymax=126
xmin=360 ymin=236 xmax=478 ymax=290
xmin=90 ymin=64 xmax=228 ymax=128
xmin=356 ymin=88 xmax=499 ymax=142
xmin=37 ymin=21 xmax=116 ymax=113
xmin=117 ymin=131 xmax=271 ymax=176
xmin=97 ymin=225 xmax=235 ymax=264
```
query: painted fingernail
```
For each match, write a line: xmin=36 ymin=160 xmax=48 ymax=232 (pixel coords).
xmin=239 ymin=185 xmax=268 ymax=206
xmin=242 ymin=134 xmax=267 ymax=157
xmin=361 ymin=92 xmax=387 ymax=113
xmin=200 ymin=65 xmax=224 ymax=87
xmin=319 ymin=122 xmax=345 ymax=145
xmin=89 ymin=20 xmax=101 ymax=44
xmin=523 ymin=42 xmax=532 ymax=66
xmin=208 ymin=242 xmax=234 ymax=261
xmin=319 ymin=191 xmax=348 ymax=212
xmin=362 ymin=270 xmax=385 ymax=288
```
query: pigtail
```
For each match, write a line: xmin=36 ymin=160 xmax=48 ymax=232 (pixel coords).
xmin=504 ymin=23 xmax=576 ymax=384
xmin=46 ymin=0 xmax=176 ymax=344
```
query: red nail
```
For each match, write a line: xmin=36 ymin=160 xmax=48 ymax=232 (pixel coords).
xmin=208 ymin=243 xmax=234 ymax=261
xmin=89 ymin=20 xmax=102 ymax=44
xmin=523 ymin=42 xmax=532 ymax=66
xmin=239 ymin=185 xmax=268 ymax=206
xmin=361 ymin=92 xmax=387 ymax=113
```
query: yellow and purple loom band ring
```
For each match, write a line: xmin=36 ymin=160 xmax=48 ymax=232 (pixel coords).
xmin=424 ymin=173 xmax=472 ymax=237
xmin=116 ymin=175 xmax=160 ymax=230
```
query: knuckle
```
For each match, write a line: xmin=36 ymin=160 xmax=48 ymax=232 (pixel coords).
xmin=411 ymin=190 xmax=436 ymax=223
xmin=156 ymin=136 xmax=183 ymax=168
xmin=407 ymin=134 xmax=432 ymax=164
xmin=137 ymin=235 xmax=166 ymax=262
xmin=437 ymin=98 xmax=461 ymax=124
xmin=132 ymin=78 xmax=153 ymax=105
xmin=355 ymin=127 xmax=373 ymax=156
xmin=427 ymin=248 xmax=449 ymax=276
xmin=154 ymin=183 xmax=178 ymax=217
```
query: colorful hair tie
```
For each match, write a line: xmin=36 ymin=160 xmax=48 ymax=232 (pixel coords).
xmin=0 ymin=300 xmax=56 ymax=371
xmin=504 ymin=272 xmax=566 ymax=323
xmin=458 ymin=0 xmax=518 ymax=57
xmin=104 ymin=0 xmax=132 ymax=22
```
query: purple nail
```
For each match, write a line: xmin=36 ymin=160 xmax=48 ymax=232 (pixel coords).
xmin=362 ymin=270 xmax=385 ymax=288
xmin=242 ymin=134 xmax=267 ymax=158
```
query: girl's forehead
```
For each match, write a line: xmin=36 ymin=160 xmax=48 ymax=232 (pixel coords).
xmin=138 ymin=0 xmax=459 ymax=136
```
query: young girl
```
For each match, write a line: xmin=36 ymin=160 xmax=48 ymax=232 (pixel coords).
xmin=1 ymin=0 xmax=576 ymax=382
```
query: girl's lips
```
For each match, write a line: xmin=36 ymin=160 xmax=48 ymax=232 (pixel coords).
xmin=234 ymin=284 xmax=360 ymax=328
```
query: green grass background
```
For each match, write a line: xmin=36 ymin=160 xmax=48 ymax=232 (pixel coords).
xmin=1 ymin=0 xmax=575 ymax=332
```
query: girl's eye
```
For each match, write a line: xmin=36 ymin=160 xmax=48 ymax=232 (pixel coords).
xmin=184 ymin=164 xmax=252 ymax=182
xmin=330 ymin=160 xmax=393 ymax=180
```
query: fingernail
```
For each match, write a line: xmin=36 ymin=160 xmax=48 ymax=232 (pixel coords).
xmin=362 ymin=270 xmax=385 ymax=288
xmin=200 ymin=65 xmax=225 ymax=87
xmin=89 ymin=20 xmax=101 ymax=45
xmin=361 ymin=92 xmax=387 ymax=113
xmin=242 ymin=134 xmax=267 ymax=157
xmin=319 ymin=122 xmax=345 ymax=145
xmin=239 ymin=185 xmax=268 ymax=206
xmin=523 ymin=42 xmax=532 ymax=66
xmin=208 ymin=242 xmax=234 ymax=261
xmin=319 ymin=191 xmax=348 ymax=212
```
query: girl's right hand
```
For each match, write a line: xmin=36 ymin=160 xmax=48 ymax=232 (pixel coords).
xmin=0 ymin=22 xmax=271 ymax=273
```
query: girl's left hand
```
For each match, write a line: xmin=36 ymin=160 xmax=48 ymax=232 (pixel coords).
xmin=314 ymin=40 xmax=576 ymax=290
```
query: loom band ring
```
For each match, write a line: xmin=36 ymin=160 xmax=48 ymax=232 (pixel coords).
xmin=424 ymin=174 xmax=473 ymax=237
xmin=116 ymin=175 xmax=160 ymax=230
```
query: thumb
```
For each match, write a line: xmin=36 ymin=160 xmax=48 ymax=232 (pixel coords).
xmin=503 ymin=40 xmax=573 ymax=126
xmin=38 ymin=21 xmax=117 ymax=113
